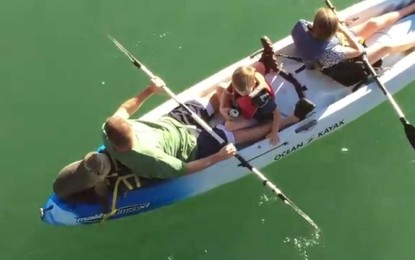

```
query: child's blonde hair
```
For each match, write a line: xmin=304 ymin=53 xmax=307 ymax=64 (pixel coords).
xmin=231 ymin=66 xmax=256 ymax=93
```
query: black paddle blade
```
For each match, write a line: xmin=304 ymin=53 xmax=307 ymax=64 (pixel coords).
xmin=401 ymin=118 xmax=415 ymax=150
xmin=107 ymin=35 xmax=143 ymax=69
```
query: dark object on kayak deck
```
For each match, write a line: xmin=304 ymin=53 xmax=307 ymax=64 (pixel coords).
xmin=294 ymin=98 xmax=316 ymax=120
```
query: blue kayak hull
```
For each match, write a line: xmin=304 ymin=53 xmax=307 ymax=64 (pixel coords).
xmin=41 ymin=145 xmax=208 ymax=226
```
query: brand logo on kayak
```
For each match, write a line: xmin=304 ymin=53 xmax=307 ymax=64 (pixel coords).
xmin=317 ymin=120 xmax=345 ymax=138
xmin=75 ymin=203 xmax=151 ymax=224
xmin=274 ymin=142 xmax=304 ymax=161
xmin=273 ymin=120 xmax=345 ymax=161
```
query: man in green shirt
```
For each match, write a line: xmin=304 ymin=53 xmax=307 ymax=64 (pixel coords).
xmin=101 ymin=76 xmax=243 ymax=178
xmin=53 ymin=77 xmax=273 ymax=201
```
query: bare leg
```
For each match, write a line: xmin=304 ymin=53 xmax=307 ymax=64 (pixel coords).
xmin=224 ymin=118 xmax=255 ymax=131
xmin=367 ymin=36 xmax=415 ymax=64
xmin=231 ymin=114 xmax=303 ymax=144
xmin=200 ymin=83 xmax=228 ymax=113
xmin=280 ymin=115 xmax=300 ymax=130
xmin=232 ymin=122 xmax=272 ymax=144
xmin=350 ymin=3 xmax=415 ymax=39
xmin=252 ymin=61 xmax=266 ymax=75
xmin=208 ymin=87 xmax=221 ymax=113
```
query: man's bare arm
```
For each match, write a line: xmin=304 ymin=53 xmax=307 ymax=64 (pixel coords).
xmin=185 ymin=144 xmax=236 ymax=174
xmin=113 ymin=77 xmax=166 ymax=119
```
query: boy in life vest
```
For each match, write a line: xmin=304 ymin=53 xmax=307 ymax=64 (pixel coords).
xmin=219 ymin=65 xmax=304 ymax=145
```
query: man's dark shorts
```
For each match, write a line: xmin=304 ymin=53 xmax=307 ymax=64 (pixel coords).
xmin=167 ymin=100 xmax=235 ymax=159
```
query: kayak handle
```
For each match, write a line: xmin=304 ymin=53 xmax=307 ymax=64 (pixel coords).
xmin=295 ymin=120 xmax=317 ymax=133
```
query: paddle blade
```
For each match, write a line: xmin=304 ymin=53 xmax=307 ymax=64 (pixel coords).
xmin=107 ymin=35 xmax=143 ymax=69
xmin=402 ymin=118 xmax=415 ymax=150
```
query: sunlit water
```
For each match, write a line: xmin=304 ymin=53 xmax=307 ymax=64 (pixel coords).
xmin=259 ymin=194 xmax=322 ymax=259
xmin=284 ymin=230 xmax=322 ymax=260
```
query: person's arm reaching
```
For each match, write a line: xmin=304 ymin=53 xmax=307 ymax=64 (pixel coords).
xmin=118 ymin=144 xmax=237 ymax=178
xmin=219 ymin=84 xmax=234 ymax=121
xmin=337 ymin=22 xmax=364 ymax=59
xmin=185 ymin=144 xmax=237 ymax=174
xmin=266 ymin=108 xmax=282 ymax=146
xmin=113 ymin=77 xmax=166 ymax=119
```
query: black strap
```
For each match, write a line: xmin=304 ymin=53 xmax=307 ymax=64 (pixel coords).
xmin=277 ymin=69 xmax=307 ymax=99
xmin=275 ymin=53 xmax=303 ymax=63
xmin=295 ymin=65 xmax=307 ymax=74
xmin=264 ymin=55 xmax=308 ymax=100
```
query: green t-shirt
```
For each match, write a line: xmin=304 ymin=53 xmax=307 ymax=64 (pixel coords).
xmin=103 ymin=116 xmax=198 ymax=179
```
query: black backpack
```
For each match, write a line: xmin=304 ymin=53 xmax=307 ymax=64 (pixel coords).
xmin=321 ymin=56 xmax=383 ymax=87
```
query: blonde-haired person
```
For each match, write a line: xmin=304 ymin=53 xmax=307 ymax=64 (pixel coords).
xmin=218 ymin=64 xmax=307 ymax=145
xmin=291 ymin=3 xmax=415 ymax=86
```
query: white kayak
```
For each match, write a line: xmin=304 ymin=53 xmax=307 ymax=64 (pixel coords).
xmin=40 ymin=0 xmax=415 ymax=226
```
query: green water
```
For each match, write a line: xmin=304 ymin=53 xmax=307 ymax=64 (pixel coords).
xmin=2 ymin=0 xmax=415 ymax=259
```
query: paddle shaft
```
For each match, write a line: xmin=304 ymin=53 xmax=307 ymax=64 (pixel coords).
xmin=249 ymin=50 xmax=303 ymax=62
xmin=108 ymin=35 xmax=320 ymax=231
xmin=325 ymin=0 xmax=407 ymax=121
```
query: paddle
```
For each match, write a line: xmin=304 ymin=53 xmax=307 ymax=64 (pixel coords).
xmin=108 ymin=35 xmax=321 ymax=232
xmin=325 ymin=0 xmax=415 ymax=150
xmin=249 ymin=49 xmax=303 ymax=62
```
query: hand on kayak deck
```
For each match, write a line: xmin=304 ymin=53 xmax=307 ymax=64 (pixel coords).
xmin=148 ymin=76 xmax=167 ymax=94
xmin=266 ymin=130 xmax=280 ymax=146
xmin=217 ymin=143 xmax=237 ymax=160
